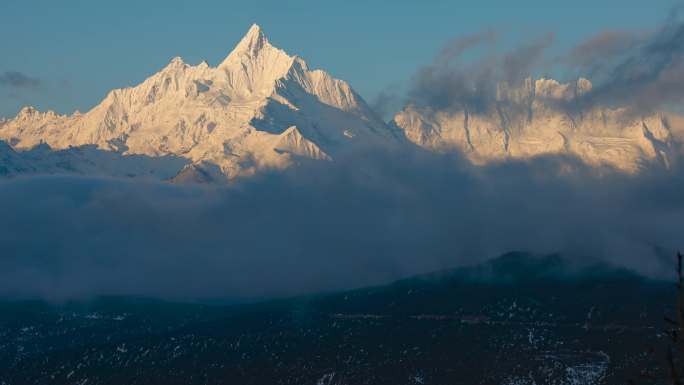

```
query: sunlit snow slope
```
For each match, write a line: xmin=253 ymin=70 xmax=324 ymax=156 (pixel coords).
xmin=0 ymin=25 xmax=392 ymax=180
xmin=392 ymin=78 xmax=683 ymax=173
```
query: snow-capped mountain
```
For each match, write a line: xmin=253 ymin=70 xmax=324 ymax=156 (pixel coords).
xmin=0 ymin=24 xmax=392 ymax=180
xmin=392 ymin=78 xmax=683 ymax=173
xmin=2 ymin=25 xmax=684 ymax=179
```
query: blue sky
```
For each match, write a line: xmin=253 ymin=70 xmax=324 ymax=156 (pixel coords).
xmin=0 ymin=0 xmax=677 ymax=117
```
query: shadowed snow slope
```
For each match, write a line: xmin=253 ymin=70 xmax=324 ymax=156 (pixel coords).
xmin=0 ymin=24 xmax=392 ymax=181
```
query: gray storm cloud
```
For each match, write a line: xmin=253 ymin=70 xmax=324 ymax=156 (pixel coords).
xmin=0 ymin=145 xmax=681 ymax=301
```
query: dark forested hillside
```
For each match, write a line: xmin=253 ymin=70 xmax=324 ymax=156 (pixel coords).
xmin=0 ymin=253 xmax=671 ymax=385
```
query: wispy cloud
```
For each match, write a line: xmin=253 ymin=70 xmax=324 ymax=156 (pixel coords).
xmin=0 ymin=71 xmax=40 ymax=89
xmin=570 ymin=7 xmax=684 ymax=114
xmin=385 ymin=6 xmax=684 ymax=119
xmin=406 ymin=31 xmax=553 ymax=115
xmin=370 ymin=86 xmax=403 ymax=121
xmin=564 ymin=31 xmax=638 ymax=71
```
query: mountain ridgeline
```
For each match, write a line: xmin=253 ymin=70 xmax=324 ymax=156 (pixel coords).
xmin=1 ymin=24 xmax=683 ymax=181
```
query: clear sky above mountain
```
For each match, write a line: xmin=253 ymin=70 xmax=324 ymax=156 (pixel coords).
xmin=0 ymin=0 xmax=676 ymax=117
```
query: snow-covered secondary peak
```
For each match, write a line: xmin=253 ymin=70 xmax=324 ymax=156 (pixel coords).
xmin=0 ymin=23 xmax=393 ymax=181
xmin=393 ymin=77 xmax=681 ymax=173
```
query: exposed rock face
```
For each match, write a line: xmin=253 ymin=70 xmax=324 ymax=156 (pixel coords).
xmin=393 ymin=78 xmax=680 ymax=173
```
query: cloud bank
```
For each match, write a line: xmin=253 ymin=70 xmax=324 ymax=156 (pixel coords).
xmin=0 ymin=145 xmax=682 ymax=301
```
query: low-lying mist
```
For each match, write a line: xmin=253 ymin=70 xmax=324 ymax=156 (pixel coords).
xmin=1 ymin=144 xmax=682 ymax=302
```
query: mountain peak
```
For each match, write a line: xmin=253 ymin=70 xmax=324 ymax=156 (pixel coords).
xmin=245 ymin=23 xmax=265 ymax=39
xmin=231 ymin=23 xmax=270 ymax=57
xmin=218 ymin=23 xmax=280 ymax=70
xmin=0 ymin=24 xmax=395 ymax=180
